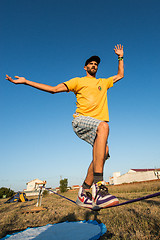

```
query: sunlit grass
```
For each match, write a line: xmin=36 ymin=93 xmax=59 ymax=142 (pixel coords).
xmin=0 ymin=180 xmax=160 ymax=239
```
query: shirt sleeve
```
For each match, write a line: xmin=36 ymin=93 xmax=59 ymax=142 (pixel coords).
xmin=105 ymin=77 xmax=114 ymax=90
xmin=63 ymin=78 xmax=78 ymax=93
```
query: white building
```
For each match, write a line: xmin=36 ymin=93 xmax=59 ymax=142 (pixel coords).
xmin=24 ymin=179 xmax=46 ymax=196
xmin=109 ymin=169 xmax=160 ymax=185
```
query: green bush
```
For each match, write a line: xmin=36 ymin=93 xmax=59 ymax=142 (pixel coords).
xmin=0 ymin=187 xmax=15 ymax=198
xmin=60 ymin=178 xmax=68 ymax=193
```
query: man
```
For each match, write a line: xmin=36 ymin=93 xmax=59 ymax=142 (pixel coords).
xmin=6 ymin=44 xmax=124 ymax=210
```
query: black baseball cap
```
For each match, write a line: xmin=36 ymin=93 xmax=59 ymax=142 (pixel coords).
xmin=85 ymin=56 xmax=101 ymax=66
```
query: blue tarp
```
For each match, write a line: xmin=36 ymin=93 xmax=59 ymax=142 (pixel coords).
xmin=2 ymin=220 xmax=107 ymax=240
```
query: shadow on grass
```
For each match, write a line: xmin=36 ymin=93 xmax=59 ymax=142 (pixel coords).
xmin=143 ymin=199 xmax=160 ymax=207
xmin=58 ymin=212 xmax=77 ymax=223
xmin=57 ymin=210 xmax=101 ymax=223
xmin=127 ymin=208 xmax=160 ymax=236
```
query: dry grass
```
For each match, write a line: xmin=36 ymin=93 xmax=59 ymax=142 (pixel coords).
xmin=0 ymin=180 xmax=160 ymax=239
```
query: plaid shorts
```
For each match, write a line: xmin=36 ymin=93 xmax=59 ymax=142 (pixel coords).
xmin=72 ymin=116 xmax=102 ymax=146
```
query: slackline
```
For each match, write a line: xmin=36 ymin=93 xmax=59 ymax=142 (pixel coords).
xmin=106 ymin=191 xmax=160 ymax=209
xmin=45 ymin=188 xmax=76 ymax=204
xmin=45 ymin=188 xmax=160 ymax=210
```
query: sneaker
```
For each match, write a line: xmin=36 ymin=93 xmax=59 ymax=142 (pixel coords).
xmin=76 ymin=186 xmax=92 ymax=209
xmin=92 ymin=181 xmax=119 ymax=210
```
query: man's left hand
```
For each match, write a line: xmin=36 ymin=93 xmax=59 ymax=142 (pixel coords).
xmin=114 ymin=44 xmax=123 ymax=57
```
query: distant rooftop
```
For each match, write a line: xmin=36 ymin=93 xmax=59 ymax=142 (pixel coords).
xmin=131 ymin=168 xmax=160 ymax=172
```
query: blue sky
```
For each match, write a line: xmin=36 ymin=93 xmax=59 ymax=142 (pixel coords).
xmin=1 ymin=0 xmax=160 ymax=191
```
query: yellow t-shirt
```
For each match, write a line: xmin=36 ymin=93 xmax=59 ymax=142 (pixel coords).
xmin=64 ymin=76 xmax=113 ymax=121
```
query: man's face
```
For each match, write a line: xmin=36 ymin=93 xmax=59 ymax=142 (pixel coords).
xmin=84 ymin=61 xmax=98 ymax=76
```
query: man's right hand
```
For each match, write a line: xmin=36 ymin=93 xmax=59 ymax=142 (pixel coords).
xmin=6 ymin=75 xmax=26 ymax=84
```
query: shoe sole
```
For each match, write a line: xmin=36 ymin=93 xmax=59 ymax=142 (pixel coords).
xmin=92 ymin=199 xmax=119 ymax=210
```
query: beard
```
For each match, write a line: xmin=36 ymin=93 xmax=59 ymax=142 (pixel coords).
xmin=87 ymin=67 xmax=97 ymax=76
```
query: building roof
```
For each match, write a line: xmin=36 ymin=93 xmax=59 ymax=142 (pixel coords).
xmin=131 ymin=168 xmax=160 ymax=172
xmin=26 ymin=179 xmax=43 ymax=184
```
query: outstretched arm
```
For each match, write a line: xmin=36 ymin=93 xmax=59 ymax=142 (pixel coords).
xmin=112 ymin=44 xmax=124 ymax=84
xmin=6 ymin=75 xmax=68 ymax=94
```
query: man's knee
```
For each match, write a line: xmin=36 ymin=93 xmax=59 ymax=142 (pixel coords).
xmin=97 ymin=121 xmax=109 ymax=134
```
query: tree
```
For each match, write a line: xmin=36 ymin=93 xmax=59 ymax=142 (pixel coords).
xmin=0 ymin=187 xmax=15 ymax=198
xmin=59 ymin=178 xmax=68 ymax=193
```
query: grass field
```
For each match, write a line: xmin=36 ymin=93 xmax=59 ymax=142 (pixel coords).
xmin=0 ymin=180 xmax=160 ymax=239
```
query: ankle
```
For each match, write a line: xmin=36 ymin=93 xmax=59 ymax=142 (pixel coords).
xmin=93 ymin=172 xmax=103 ymax=184
xmin=82 ymin=181 xmax=91 ymax=190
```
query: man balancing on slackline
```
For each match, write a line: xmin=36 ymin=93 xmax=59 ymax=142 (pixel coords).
xmin=6 ymin=44 xmax=124 ymax=210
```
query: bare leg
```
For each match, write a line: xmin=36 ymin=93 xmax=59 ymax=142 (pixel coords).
xmin=93 ymin=122 xmax=109 ymax=173
xmin=84 ymin=160 xmax=94 ymax=186
xmin=84 ymin=124 xmax=109 ymax=186
xmin=104 ymin=145 xmax=109 ymax=161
